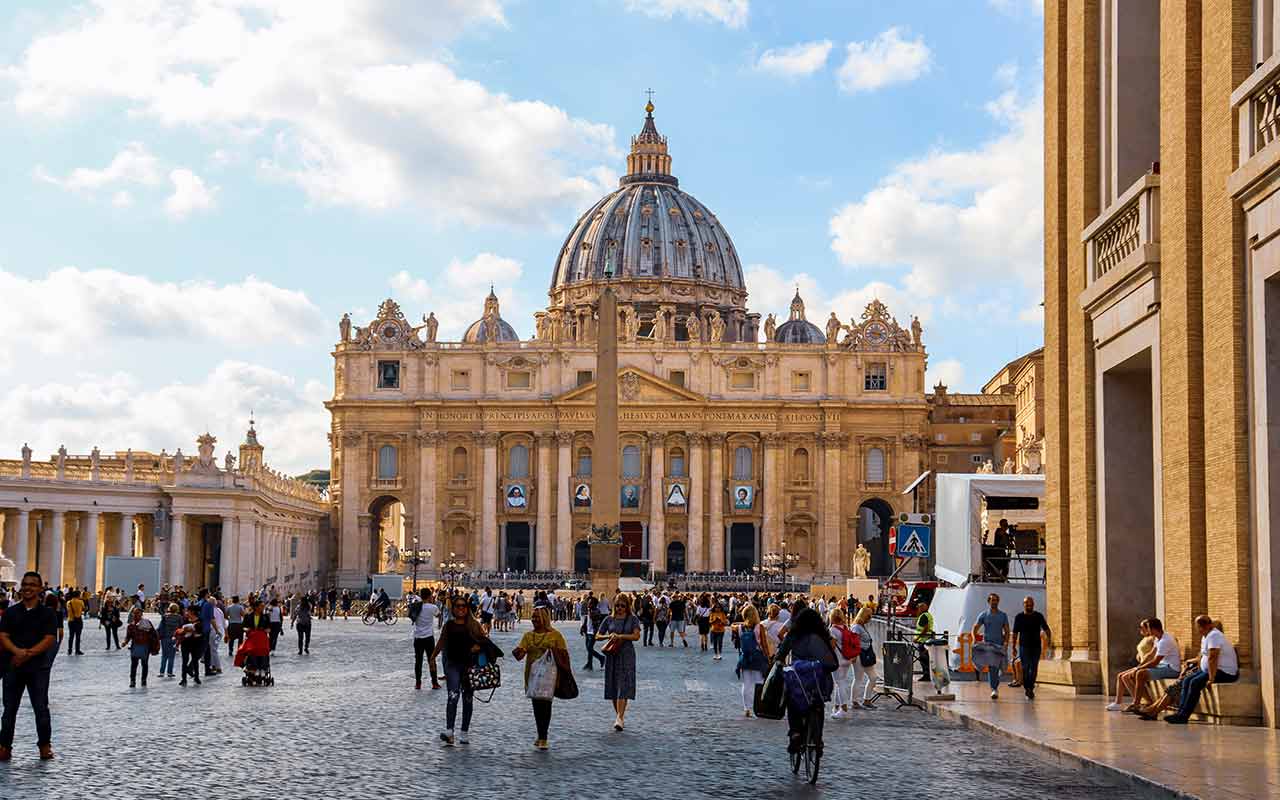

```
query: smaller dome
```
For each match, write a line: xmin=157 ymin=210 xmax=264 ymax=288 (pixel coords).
xmin=773 ymin=288 xmax=826 ymax=344
xmin=463 ymin=287 xmax=521 ymax=343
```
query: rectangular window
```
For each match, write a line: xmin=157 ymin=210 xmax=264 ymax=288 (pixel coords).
xmin=577 ymin=370 xmax=594 ymax=387
xmin=864 ymin=363 xmax=887 ymax=391
xmin=290 ymin=537 xmax=298 ymax=559
xmin=969 ymin=432 xmax=982 ymax=442
xmin=934 ymin=433 xmax=946 ymax=442
xmin=507 ymin=371 xmax=531 ymax=390
xmin=377 ymin=360 xmax=401 ymax=389
xmin=971 ymin=454 xmax=983 ymax=464
xmin=936 ymin=454 xmax=949 ymax=465
xmin=669 ymin=370 xmax=685 ymax=388
xmin=791 ymin=371 xmax=811 ymax=392
xmin=730 ymin=371 xmax=755 ymax=390
xmin=451 ymin=369 xmax=470 ymax=390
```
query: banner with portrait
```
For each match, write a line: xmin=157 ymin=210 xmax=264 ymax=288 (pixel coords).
xmin=505 ymin=483 xmax=529 ymax=509
xmin=665 ymin=481 xmax=688 ymax=511
xmin=620 ymin=484 xmax=641 ymax=509
xmin=572 ymin=482 xmax=592 ymax=508
xmin=732 ymin=485 xmax=754 ymax=510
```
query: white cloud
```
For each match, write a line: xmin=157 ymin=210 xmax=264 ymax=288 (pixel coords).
xmin=164 ymin=168 xmax=218 ymax=219
xmin=34 ymin=142 xmax=161 ymax=193
xmin=0 ymin=268 xmax=323 ymax=369
xmin=836 ymin=27 xmax=931 ymax=93
xmin=624 ymin=0 xmax=748 ymax=28
xmin=828 ymin=81 xmax=1043 ymax=302
xmin=389 ymin=252 xmax=528 ymax=340
xmin=7 ymin=1 xmax=617 ymax=227
xmin=745 ymin=264 xmax=932 ymax=341
xmin=755 ymin=40 xmax=832 ymax=78
xmin=926 ymin=359 xmax=965 ymax=391
xmin=0 ymin=362 xmax=329 ymax=474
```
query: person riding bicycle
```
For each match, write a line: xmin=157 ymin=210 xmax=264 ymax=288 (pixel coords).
xmin=369 ymin=588 xmax=392 ymax=620
xmin=773 ymin=602 xmax=837 ymax=756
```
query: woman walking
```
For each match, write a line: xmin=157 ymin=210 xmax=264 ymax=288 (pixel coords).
xmin=177 ymin=606 xmax=204 ymax=686
xmin=709 ymin=602 xmax=729 ymax=661
xmin=432 ymin=595 xmax=491 ymax=746
xmin=655 ymin=597 xmax=670 ymax=647
xmin=513 ymin=606 xmax=571 ymax=750
xmin=597 ymin=593 xmax=641 ymax=731
xmin=735 ymin=603 xmax=770 ymax=717
xmin=291 ymin=596 xmax=313 ymax=655
xmin=123 ymin=607 xmax=157 ymax=687
xmin=639 ymin=595 xmax=655 ymax=647
xmin=101 ymin=596 xmax=122 ymax=650
xmin=850 ymin=607 xmax=878 ymax=708
xmin=695 ymin=593 xmax=712 ymax=652
xmin=157 ymin=603 xmax=182 ymax=677
xmin=828 ymin=608 xmax=856 ymax=718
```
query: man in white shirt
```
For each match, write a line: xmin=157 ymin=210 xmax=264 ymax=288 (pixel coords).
xmin=1161 ymin=615 xmax=1240 ymax=724
xmin=410 ymin=587 xmax=442 ymax=690
xmin=1111 ymin=617 xmax=1180 ymax=711
xmin=479 ymin=588 xmax=495 ymax=627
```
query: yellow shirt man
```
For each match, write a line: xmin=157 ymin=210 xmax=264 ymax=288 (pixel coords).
xmin=67 ymin=597 xmax=85 ymax=621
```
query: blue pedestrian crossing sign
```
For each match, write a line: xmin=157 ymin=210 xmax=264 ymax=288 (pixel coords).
xmin=896 ymin=524 xmax=932 ymax=558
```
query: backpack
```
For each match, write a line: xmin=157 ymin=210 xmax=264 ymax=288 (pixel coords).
xmin=783 ymin=659 xmax=825 ymax=713
xmin=833 ymin=624 xmax=860 ymax=661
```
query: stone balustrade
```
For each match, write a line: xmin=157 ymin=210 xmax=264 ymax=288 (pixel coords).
xmin=1232 ymin=53 xmax=1280 ymax=164
xmin=1083 ymin=173 xmax=1160 ymax=285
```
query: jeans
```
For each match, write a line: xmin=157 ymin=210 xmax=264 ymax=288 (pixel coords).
xmin=916 ymin=643 xmax=929 ymax=679
xmin=583 ymin=634 xmax=605 ymax=669
xmin=159 ymin=638 xmax=176 ymax=675
xmin=0 ymin=667 xmax=52 ymax=748
xmin=642 ymin=622 xmax=654 ymax=646
xmin=180 ymin=642 xmax=202 ymax=682
xmin=1175 ymin=668 xmax=1240 ymax=717
xmin=711 ymin=631 xmax=725 ymax=656
xmin=296 ymin=623 xmax=311 ymax=654
xmin=656 ymin=623 xmax=668 ymax=645
xmin=269 ymin=622 xmax=282 ymax=651
xmin=414 ymin=637 xmax=439 ymax=684
xmin=852 ymin=660 xmax=878 ymax=703
xmin=66 ymin=620 xmax=83 ymax=654
xmin=444 ymin=662 xmax=473 ymax=733
xmin=226 ymin=623 xmax=243 ymax=657
xmin=105 ymin=625 xmax=120 ymax=649
xmin=531 ymin=698 xmax=552 ymax=739
xmin=986 ymin=662 xmax=1002 ymax=690
xmin=130 ymin=655 xmax=150 ymax=684
xmin=1018 ymin=647 xmax=1041 ymax=694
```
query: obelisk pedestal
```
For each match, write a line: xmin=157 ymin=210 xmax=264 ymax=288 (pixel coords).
xmin=589 ymin=288 xmax=622 ymax=602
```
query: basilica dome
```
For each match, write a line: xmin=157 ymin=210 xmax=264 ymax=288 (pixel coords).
xmin=462 ymin=288 xmax=520 ymax=343
xmin=774 ymin=289 xmax=826 ymax=344
xmin=549 ymin=102 xmax=745 ymax=298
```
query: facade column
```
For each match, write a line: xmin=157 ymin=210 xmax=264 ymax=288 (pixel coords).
xmin=339 ymin=431 xmax=363 ymax=586
xmin=220 ymin=515 xmax=238 ymax=595
xmin=417 ymin=432 xmax=440 ymax=574
xmin=556 ymin=432 xmax=573 ymax=571
xmin=648 ymin=432 xmax=666 ymax=572
xmin=708 ymin=433 xmax=725 ymax=572
xmin=170 ymin=513 xmax=187 ymax=588
xmin=62 ymin=516 xmax=79 ymax=587
xmin=763 ymin=434 xmax=782 ymax=558
xmin=13 ymin=510 xmax=30 ymax=573
xmin=687 ymin=432 xmax=706 ymax=572
xmin=480 ymin=432 xmax=499 ymax=571
xmin=820 ymin=433 xmax=844 ymax=578
xmin=536 ymin=432 xmax=554 ymax=571
xmin=79 ymin=510 xmax=101 ymax=591
xmin=235 ymin=518 xmax=254 ymax=595
xmin=115 ymin=514 xmax=133 ymax=557
xmin=47 ymin=510 xmax=65 ymax=587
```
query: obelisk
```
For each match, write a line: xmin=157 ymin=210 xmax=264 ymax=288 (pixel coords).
xmin=590 ymin=288 xmax=621 ymax=601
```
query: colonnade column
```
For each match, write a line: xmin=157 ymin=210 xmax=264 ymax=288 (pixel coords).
xmin=16 ymin=510 xmax=30 ymax=573
xmin=648 ymin=433 xmax=666 ymax=572
xmin=763 ymin=433 xmax=782 ymax=558
xmin=112 ymin=514 xmax=130 ymax=557
xmin=708 ymin=433 xmax=725 ymax=572
xmin=79 ymin=510 xmax=100 ymax=591
xmin=418 ymin=432 xmax=441 ymax=573
xmin=62 ymin=516 xmax=78 ymax=587
xmin=687 ymin=432 xmax=706 ymax=571
xmin=820 ymin=433 xmax=844 ymax=577
xmin=237 ymin=517 xmax=256 ymax=594
xmin=170 ymin=513 xmax=187 ymax=587
xmin=480 ymin=432 xmax=499 ymax=571
xmin=220 ymin=515 xmax=238 ymax=595
xmin=47 ymin=510 xmax=65 ymax=586
xmin=536 ymin=432 xmax=553 ymax=571
xmin=339 ymin=431 xmax=362 ymax=584
xmin=555 ymin=432 xmax=572 ymax=571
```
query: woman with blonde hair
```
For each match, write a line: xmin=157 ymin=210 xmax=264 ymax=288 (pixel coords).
xmin=734 ymin=602 xmax=770 ymax=717
xmin=849 ymin=607 xmax=878 ymax=708
xmin=828 ymin=608 xmax=857 ymax=718
xmin=597 ymin=592 xmax=641 ymax=731
xmin=514 ymin=606 xmax=572 ymax=750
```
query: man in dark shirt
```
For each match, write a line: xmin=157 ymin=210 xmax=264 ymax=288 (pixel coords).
xmin=0 ymin=571 xmax=59 ymax=761
xmin=1011 ymin=595 xmax=1052 ymax=701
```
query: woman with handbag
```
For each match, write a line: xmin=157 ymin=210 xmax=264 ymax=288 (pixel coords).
xmin=513 ymin=606 xmax=572 ymax=751
xmin=734 ymin=603 xmax=771 ymax=717
xmin=596 ymin=593 xmax=641 ymax=731
xmin=432 ymin=595 xmax=491 ymax=747
xmin=850 ymin=607 xmax=878 ymax=708
xmin=122 ymin=607 xmax=157 ymax=687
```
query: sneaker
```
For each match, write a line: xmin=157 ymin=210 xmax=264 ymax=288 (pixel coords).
xmin=990 ymin=690 xmax=999 ymax=700
xmin=416 ymin=680 xmax=422 ymax=691
xmin=129 ymin=681 xmax=136 ymax=688
xmin=440 ymin=732 xmax=455 ymax=747
xmin=743 ymin=709 xmax=752 ymax=718
xmin=431 ymin=682 xmax=442 ymax=690
xmin=458 ymin=731 xmax=469 ymax=745
xmin=831 ymin=709 xmax=845 ymax=719
xmin=536 ymin=740 xmax=550 ymax=751
xmin=1009 ymin=680 xmax=1022 ymax=688
xmin=0 ymin=746 xmax=11 ymax=762
xmin=1105 ymin=702 xmax=1123 ymax=711
xmin=38 ymin=745 xmax=54 ymax=760
xmin=1165 ymin=714 xmax=1189 ymax=725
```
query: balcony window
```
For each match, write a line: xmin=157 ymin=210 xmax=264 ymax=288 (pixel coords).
xmin=733 ymin=446 xmax=753 ymax=480
xmin=669 ymin=447 xmax=686 ymax=477
xmin=622 ymin=445 xmax=641 ymax=478
xmin=377 ymin=445 xmax=398 ymax=479
xmin=508 ymin=444 xmax=529 ymax=478
xmin=577 ymin=447 xmax=592 ymax=476
xmin=866 ymin=448 xmax=885 ymax=483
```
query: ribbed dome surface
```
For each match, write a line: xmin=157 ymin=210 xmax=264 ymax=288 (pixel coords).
xmin=775 ymin=318 xmax=826 ymax=344
xmin=462 ymin=316 xmax=519 ymax=343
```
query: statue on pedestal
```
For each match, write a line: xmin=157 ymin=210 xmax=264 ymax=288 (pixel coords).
xmin=424 ymin=312 xmax=438 ymax=342
xmin=763 ymin=313 xmax=777 ymax=341
xmin=853 ymin=543 xmax=871 ymax=578
xmin=685 ymin=313 xmax=701 ymax=343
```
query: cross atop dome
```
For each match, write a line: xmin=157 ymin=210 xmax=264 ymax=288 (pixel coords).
xmin=624 ymin=93 xmax=676 ymax=186
xmin=789 ymin=287 xmax=808 ymax=321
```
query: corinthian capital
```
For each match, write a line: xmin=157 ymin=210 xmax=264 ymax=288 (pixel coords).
xmin=647 ymin=431 xmax=666 ymax=448
xmin=340 ymin=432 xmax=362 ymax=448
xmin=555 ymin=430 xmax=575 ymax=446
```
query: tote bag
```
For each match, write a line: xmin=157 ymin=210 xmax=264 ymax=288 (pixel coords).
xmin=526 ymin=651 xmax=558 ymax=700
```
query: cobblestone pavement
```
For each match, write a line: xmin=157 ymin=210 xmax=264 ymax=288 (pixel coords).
xmin=0 ymin=616 xmax=1141 ymax=800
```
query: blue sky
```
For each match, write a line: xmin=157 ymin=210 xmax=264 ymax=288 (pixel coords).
xmin=0 ymin=0 xmax=1045 ymax=473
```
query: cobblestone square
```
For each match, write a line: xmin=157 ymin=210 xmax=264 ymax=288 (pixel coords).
xmin=0 ymin=616 xmax=1143 ymax=799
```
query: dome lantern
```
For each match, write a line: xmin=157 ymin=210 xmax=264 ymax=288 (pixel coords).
xmin=623 ymin=98 xmax=675 ymax=187
xmin=774 ymin=288 xmax=826 ymax=344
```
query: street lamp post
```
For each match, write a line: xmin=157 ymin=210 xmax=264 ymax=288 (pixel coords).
xmin=410 ymin=538 xmax=432 ymax=594
xmin=439 ymin=552 xmax=466 ymax=597
xmin=762 ymin=538 xmax=801 ymax=594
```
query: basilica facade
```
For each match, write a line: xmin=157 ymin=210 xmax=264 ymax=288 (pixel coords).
xmin=326 ymin=103 xmax=932 ymax=587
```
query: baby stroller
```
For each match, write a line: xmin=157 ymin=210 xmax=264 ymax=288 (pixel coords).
xmin=235 ymin=627 xmax=274 ymax=686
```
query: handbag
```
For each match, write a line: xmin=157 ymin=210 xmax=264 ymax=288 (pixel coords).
xmin=860 ymin=631 xmax=877 ymax=667
xmin=601 ymin=637 xmax=622 ymax=656
xmin=526 ymin=651 xmax=557 ymax=700
xmin=753 ymin=660 xmax=787 ymax=720
xmin=466 ymin=654 xmax=502 ymax=702
xmin=552 ymin=646 xmax=578 ymax=700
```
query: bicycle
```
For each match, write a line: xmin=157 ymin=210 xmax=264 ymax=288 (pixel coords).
xmin=788 ymin=704 xmax=824 ymax=785
xmin=362 ymin=604 xmax=398 ymax=626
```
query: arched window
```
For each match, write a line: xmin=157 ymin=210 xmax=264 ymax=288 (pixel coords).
xmin=792 ymin=448 xmax=809 ymax=482
xmin=451 ymin=447 xmax=468 ymax=480
xmin=577 ymin=447 xmax=592 ymax=476
xmin=733 ymin=446 xmax=753 ymax=480
xmin=866 ymin=447 xmax=886 ymax=483
xmin=622 ymin=445 xmax=641 ymax=478
xmin=450 ymin=526 xmax=467 ymax=559
xmin=669 ymin=447 xmax=686 ymax=477
xmin=508 ymin=443 xmax=529 ymax=478
xmin=377 ymin=445 xmax=398 ymax=479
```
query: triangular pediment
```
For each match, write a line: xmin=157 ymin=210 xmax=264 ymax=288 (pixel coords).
xmin=557 ymin=367 xmax=705 ymax=404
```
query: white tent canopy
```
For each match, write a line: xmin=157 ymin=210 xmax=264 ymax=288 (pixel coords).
xmin=934 ymin=473 xmax=1044 ymax=586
